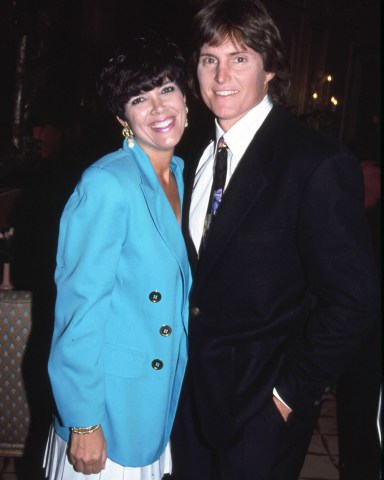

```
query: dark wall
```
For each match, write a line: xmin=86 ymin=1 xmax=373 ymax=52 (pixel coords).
xmin=1 ymin=0 xmax=381 ymax=161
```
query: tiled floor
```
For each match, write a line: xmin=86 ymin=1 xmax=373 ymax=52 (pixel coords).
xmin=0 ymin=393 xmax=340 ymax=479
xmin=299 ymin=390 xmax=339 ymax=480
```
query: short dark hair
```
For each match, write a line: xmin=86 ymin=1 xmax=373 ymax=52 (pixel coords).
xmin=97 ymin=32 xmax=187 ymax=119
xmin=190 ymin=0 xmax=291 ymax=105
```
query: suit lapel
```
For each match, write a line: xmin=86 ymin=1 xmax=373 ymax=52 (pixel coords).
xmin=182 ymin=135 xmax=213 ymax=275
xmin=190 ymin=106 xmax=286 ymax=283
xmin=197 ymin=144 xmax=267 ymax=281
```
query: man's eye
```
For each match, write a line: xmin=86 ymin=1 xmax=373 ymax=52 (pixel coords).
xmin=235 ymin=56 xmax=246 ymax=63
xmin=201 ymin=57 xmax=216 ymax=65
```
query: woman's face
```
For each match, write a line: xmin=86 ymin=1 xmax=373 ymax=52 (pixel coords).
xmin=120 ymin=80 xmax=186 ymax=157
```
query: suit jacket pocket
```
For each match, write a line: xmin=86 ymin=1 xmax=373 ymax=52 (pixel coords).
xmin=230 ymin=337 xmax=287 ymax=423
xmin=103 ymin=343 xmax=145 ymax=378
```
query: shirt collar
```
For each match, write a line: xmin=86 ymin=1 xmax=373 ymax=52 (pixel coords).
xmin=214 ymin=95 xmax=273 ymax=160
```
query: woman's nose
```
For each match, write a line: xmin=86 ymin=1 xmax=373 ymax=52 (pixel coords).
xmin=151 ymin=97 xmax=165 ymax=113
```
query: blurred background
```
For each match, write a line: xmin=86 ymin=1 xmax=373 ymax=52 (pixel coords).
xmin=0 ymin=0 xmax=381 ymax=169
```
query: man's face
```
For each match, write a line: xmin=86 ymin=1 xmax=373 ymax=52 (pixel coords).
xmin=197 ymin=37 xmax=274 ymax=132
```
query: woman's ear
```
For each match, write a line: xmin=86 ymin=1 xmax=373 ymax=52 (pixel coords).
xmin=116 ymin=116 xmax=126 ymax=127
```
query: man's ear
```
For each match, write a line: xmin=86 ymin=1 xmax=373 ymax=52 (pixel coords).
xmin=265 ymin=72 xmax=275 ymax=84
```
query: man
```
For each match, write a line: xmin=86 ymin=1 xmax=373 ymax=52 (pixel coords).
xmin=172 ymin=0 xmax=380 ymax=479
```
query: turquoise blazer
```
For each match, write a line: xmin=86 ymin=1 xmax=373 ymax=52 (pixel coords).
xmin=48 ymin=140 xmax=191 ymax=467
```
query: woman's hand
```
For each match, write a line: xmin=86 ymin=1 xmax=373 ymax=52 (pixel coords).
xmin=68 ymin=426 xmax=107 ymax=474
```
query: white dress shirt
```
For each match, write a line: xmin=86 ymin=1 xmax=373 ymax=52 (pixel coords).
xmin=189 ymin=94 xmax=273 ymax=252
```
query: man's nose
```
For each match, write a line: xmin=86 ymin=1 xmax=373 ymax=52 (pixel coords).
xmin=215 ymin=62 xmax=230 ymax=84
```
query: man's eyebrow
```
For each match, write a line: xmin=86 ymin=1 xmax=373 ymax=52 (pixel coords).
xmin=229 ymin=50 xmax=249 ymax=55
xmin=199 ymin=49 xmax=249 ymax=56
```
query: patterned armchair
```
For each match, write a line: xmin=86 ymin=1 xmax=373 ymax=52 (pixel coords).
xmin=0 ymin=290 xmax=32 ymax=456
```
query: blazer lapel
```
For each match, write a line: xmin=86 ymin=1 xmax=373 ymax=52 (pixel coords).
xmin=127 ymin=143 xmax=190 ymax=284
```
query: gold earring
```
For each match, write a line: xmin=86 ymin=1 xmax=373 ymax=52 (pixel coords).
xmin=185 ymin=105 xmax=189 ymax=128
xmin=122 ymin=122 xmax=134 ymax=148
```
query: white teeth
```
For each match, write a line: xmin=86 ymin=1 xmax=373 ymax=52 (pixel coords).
xmin=215 ymin=90 xmax=238 ymax=96
xmin=152 ymin=118 xmax=173 ymax=128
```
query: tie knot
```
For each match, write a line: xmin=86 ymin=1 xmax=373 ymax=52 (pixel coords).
xmin=218 ymin=136 xmax=228 ymax=150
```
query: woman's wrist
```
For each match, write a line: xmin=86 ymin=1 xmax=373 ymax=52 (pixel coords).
xmin=70 ymin=424 xmax=101 ymax=435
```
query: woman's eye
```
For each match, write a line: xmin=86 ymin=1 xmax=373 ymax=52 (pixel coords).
xmin=235 ymin=56 xmax=247 ymax=63
xmin=131 ymin=96 xmax=145 ymax=106
xmin=161 ymin=85 xmax=176 ymax=94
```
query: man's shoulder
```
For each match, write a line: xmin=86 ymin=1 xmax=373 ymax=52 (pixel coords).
xmin=265 ymin=106 xmax=349 ymax=159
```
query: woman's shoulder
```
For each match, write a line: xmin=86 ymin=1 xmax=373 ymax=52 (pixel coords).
xmin=82 ymin=147 xmax=140 ymax=186
xmin=93 ymin=147 xmax=138 ymax=172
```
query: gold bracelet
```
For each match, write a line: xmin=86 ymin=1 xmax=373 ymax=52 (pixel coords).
xmin=70 ymin=424 xmax=100 ymax=435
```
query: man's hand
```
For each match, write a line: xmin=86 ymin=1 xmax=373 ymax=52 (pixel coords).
xmin=273 ymin=395 xmax=292 ymax=422
xmin=68 ymin=426 xmax=107 ymax=474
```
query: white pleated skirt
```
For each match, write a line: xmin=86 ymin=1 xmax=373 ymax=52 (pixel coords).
xmin=43 ymin=425 xmax=172 ymax=480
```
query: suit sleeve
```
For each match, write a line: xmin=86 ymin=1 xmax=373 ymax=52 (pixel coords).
xmin=48 ymin=166 xmax=127 ymax=427
xmin=275 ymin=151 xmax=380 ymax=413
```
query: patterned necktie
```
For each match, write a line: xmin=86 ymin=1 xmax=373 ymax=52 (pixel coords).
xmin=200 ymin=136 xmax=228 ymax=249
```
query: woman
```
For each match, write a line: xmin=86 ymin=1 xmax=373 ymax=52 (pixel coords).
xmin=44 ymin=32 xmax=191 ymax=479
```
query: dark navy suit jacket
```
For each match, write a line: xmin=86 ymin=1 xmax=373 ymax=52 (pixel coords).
xmin=181 ymin=105 xmax=379 ymax=448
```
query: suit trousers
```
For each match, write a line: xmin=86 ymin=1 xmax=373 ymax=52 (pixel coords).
xmin=171 ymin=385 xmax=321 ymax=480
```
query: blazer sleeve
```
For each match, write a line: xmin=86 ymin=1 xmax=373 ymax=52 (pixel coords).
xmin=48 ymin=165 xmax=128 ymax=427
xmin=275 ymin=150 xmax=380 ymax=413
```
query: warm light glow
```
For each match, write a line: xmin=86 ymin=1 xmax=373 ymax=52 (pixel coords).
xmin=331 ymin=96 xmax=338 ymax=106
xmin=312 ymin=92 xmax=318 ymax=100
xmin=327 ymin=75 xmax=332 ymax=82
